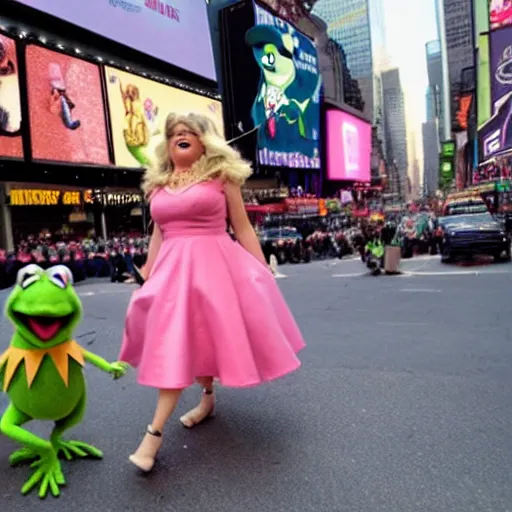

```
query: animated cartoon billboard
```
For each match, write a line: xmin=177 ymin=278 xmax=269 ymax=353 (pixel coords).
xmin=219 ymin=1 xmax=321 ymax=170
xmin=104 ymin=67 xmax=223 ymax=168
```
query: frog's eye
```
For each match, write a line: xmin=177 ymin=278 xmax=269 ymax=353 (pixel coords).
xmin=46 ymin=265 xmax=73 ymax=288
xmin=16 ymin=264 xmax=43 ymax=289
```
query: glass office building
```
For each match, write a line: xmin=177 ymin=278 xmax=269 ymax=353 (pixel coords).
xmin=312 ymin=0 xmax=386 ymax=125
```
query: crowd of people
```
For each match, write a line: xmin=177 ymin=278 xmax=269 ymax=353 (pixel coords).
xmin=0 ymin=234 xmax=149 ymax=289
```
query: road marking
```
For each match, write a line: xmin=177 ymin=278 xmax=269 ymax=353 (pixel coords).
xmin=402 ymin=269 xmax=511 ymax=277
xmin=332 ymin=272 xmax=366 ymax=278
xmin=378 ymin=321 xmax=429 ymax=326
xmin=399 ymin=288 xmax=442 ymax=293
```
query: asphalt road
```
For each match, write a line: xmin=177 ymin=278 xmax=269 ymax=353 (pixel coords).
xmin=1 ymin=256 xmax=512 ymax=511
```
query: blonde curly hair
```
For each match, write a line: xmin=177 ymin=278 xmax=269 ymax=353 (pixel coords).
xmin=141 ymin=112 xmax=253 ymax=199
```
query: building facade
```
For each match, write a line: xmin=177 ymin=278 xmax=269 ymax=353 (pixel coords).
xmin=422 ymin=120 xmax=440 ymax=196
xmin=381 ymin=68 xmax=408 ymax=201
xmin=441 ymin=0 xmax=475 ymax=132
xmin=311 ymin=0 xmax=385 ymax=125
xmin=425 ymin=40 xmax=445 ymax=141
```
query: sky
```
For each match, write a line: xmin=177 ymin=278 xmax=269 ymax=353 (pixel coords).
xmin=382 ymin=0 xmax=439 ymax=177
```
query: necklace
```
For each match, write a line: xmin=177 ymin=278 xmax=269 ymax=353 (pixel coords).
xmin=166 ymin=168 xmax=197 ymax=190
xmin=166 ymin=168 xmax=216 ymax=190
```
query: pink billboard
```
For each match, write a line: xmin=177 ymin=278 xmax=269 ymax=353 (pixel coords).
xmin=326 ymin=110 xmax=371 ymax=182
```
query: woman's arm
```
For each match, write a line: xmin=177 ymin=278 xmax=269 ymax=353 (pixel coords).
xmin=141 ymin=222 xmax=162 ymax=279
xmin=224 ymin=180 xmax=267 ymax=266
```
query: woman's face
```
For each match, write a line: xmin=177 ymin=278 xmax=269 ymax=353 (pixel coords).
xmin=167 ymin=122 xmax=205 ymax=169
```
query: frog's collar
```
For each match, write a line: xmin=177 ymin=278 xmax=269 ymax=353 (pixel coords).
xmin=0 ymin=341 xmax=85 ymax=392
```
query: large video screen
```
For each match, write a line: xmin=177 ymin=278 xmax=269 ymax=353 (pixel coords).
xmin=326 ymin=110 xmax=371 ymax=182
xmin=221 ymin=1 xmax=321 ymax=169
xmin=490 ymin=26 xmax=512 ymax=112
xmin=489 ymin=0 xmax=512 ymax=30
xmin=0 ymin=34 xmax=23 ymax=159
xmin=479 ymin=92 xmax=512 ymax=160
xmin=14 ymin=0 xmax=216 ymax=80
xmin=104 ymin=67 xmax=223 ymax=168
xmin=25 ymin=45 xmax=110 ymax=164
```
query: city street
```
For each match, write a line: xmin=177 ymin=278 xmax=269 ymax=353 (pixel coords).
xmin=1 ymin=258 xmax=512 ymax=511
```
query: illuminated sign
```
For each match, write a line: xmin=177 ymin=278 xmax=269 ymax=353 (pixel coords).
xmin=441 ymin=141 xmax=455 ymax=158
xmin=9 ymin=189 xmax=82 ymax=206
xmin=456 ymin=95 xmax=472 ymax=130
xmin=483 ymin=127 xmax=502 ymax=157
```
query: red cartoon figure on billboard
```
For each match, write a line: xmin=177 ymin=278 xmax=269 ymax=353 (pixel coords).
xmin=49 ymin=63 xmax=80 ymax=130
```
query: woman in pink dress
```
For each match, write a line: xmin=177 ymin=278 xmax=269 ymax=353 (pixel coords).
xmin=120 ymin=112 xmax=305 ymax=472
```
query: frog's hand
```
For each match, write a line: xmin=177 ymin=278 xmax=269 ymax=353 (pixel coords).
xmin=109 ymin=361 xmax=129 ymax=380
xmin=82 ymin=350 xmax=129 ymax=379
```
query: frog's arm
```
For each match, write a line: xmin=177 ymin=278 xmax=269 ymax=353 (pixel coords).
xmin=82 ymin=350 xmax=129 ymax=379
xmin=82 ymin=350 xmax=110 ymax=372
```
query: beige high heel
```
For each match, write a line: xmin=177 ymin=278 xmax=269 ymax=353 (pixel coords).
xmin=129 ymin=425 xmax=163 ymax=472
xmin=180 ymin=388 xmax=215 ymax=429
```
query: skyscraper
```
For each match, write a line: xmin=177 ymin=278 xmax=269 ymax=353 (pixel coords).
xmin=382 ymin=68 xmax=408 ymax=201
xmin=311 ymin=0 xmax=386 ymax=124
xmin=422 ymin=120 xmax=440 ymax=196
xmin=422 ymin=40 xmax=444 ymax=197
xmin=440 ymin=0 xmax=475 ymax=131
xmin=425 ymin=40 xmax=445 ymax=140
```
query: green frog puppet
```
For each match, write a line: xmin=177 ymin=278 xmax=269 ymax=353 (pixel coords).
xmin=0 ymin=264 xmax=128 ymax=498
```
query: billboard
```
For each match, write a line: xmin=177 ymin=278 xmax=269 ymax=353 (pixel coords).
xmin=221 ymin=1 xmax=322 ymax=169
xmin=105 ymin=67 xmax=223 ymax=168
xmin=0 ymin=34 xmax=23 ymax=159
xmin=478 ymin=91 xmax=512 ymax=159
xmin=477 ymin=34 xmax=492 ymax=126
xmin=475 ymin=0 xmax=489 ymax=38
xmin=326 ymin=110 xmax=371 ymax=182
xmin=13 ymin=0 xmax=216 ymax=80
xmin=25 ymin=45 xmax=110 ymax=164
xmin=489 ymin=0 xmax=512 ymax=30
xmin=490 ymin=26 xmax=512 ymax=112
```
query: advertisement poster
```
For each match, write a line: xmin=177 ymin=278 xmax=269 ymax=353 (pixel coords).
xmin=326 ymin=110 xmax=371 ymax=182
xmin=489 ymin=0 xmax=512 ymax=30
xmin=478 ymin=91 xmax=512 ymax=159
xmin=0 ymin=34 xmax=23 ymax=159
xmin=248 ymin=4 xmax=321 ymax=168
xmin=14 ymin=0 xmax=216 ymax=80
xmin=490 ymin=26 xmax=512 ymax=112
xmin=477 ymin=34 xmax=491 ymax=127
xmin=222 ymin=2 xmax=321 ymax=169
xmin=25 ymin=45 xmax=110 ymax=164
xmin=104 ymin=66 xmax=223 ymax=168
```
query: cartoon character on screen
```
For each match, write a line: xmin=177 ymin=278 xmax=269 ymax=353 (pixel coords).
xmin=48 ymin=63 xmax=80 ymax=131
xmin=108 ymin=74 xmax=159 ymax=166
xmin=245 ymin=22 xmax=321 ymax=158
xmin=0 ymin=36 xmax=22 ymax=136
xmin=0 ymin=265 xmax=129 ymax=499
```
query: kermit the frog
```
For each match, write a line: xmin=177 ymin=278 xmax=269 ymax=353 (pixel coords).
xmin=0 ymin=264 xmax=129 ymax=498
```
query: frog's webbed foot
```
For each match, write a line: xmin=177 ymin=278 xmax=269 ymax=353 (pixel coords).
xmin=21 ymin=449 xmax=65 ymax=499
xmin=53 ymin=439 xmax=103 ymax=461
xmin=9 ymin=447 xmax=40 ymax=466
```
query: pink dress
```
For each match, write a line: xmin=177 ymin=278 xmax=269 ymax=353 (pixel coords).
xmin=119 ymin=179 xmax=305 ymax=389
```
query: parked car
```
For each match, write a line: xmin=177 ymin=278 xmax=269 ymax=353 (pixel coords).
xmin=259 ymin=227 xmax=311 ymax=265
xmin=438 ymin=211 xmax=511 ymax=263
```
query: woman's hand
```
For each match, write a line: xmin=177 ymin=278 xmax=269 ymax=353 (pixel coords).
xmin=225 ymin=180 xmax=267 ymax=266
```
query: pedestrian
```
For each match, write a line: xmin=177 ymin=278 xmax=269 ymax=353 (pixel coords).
xmin=119 ymin=112 xmax=305 ymax=473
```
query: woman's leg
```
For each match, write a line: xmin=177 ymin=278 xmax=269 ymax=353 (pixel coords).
xmin=179 ymin=377 xmax=215 ymax=428
xmin=129 ymin=388 xmax=182 ymax=472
